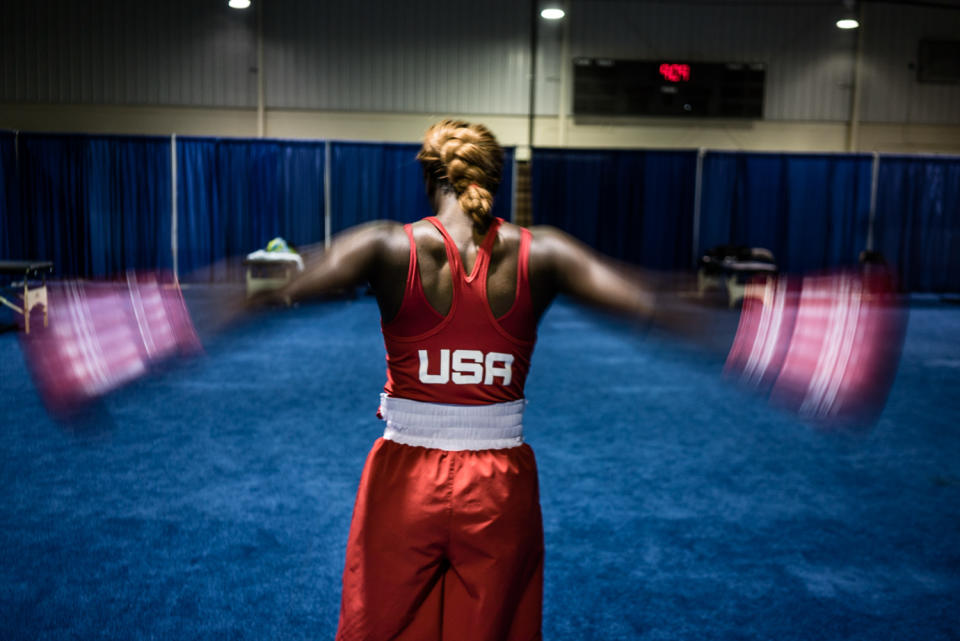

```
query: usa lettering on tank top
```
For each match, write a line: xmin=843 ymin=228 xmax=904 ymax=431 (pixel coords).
xmin=380 ymin=217 xmax=537 ymax=406
xmin=417 ymin=349 xmax=514 ymax=386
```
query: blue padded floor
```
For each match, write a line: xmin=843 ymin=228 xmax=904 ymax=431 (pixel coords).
xmin=1 ymin=294 xmax=958 ymax=640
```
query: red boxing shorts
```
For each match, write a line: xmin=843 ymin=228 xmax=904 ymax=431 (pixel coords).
xmin=336 ymin=405 xmax=543 ymax=641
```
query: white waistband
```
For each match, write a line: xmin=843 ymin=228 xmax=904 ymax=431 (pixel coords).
xmin=378 ymin=393 xmax=526 ymax=451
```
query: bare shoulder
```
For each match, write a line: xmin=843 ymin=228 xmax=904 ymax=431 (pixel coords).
xmin=356 ymin=219 xmax=407 ymax=244
xmin=527 ymin=225 xmax=580 ymax=242
xmin=331 ymin=219 xmax=406 ymax=244
xmin=524 ymin=225 xmax=618 ymax=290
xmin=409 ymin=219 xmax=447 ymax=261
xmin=369 ymin=219 xmax=409 ymax=252
xmin=276 ymin=220 xmax=408 ymax=302
xmin=526 ymin=225 xmax=584 ymax=266
xmin=493 ymin=220 xmax=526 ymax=248
xmin=409 ymin=218 xmax=441 ymax=243
xmin=333 ymin=219 xmax=408 ymax=265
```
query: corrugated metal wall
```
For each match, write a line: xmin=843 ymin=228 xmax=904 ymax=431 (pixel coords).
xmin=2 ymin=0 xmax=958 ymax=123
xmin=860 ymin=3 xmax=960 ymax=123
xmin=264 ymin=0 xmax=531 ymax=114
xmin=560 ymin=0 xmax=857 ymax=121
xmin=1 ymin=0 xmax=258 ymax=107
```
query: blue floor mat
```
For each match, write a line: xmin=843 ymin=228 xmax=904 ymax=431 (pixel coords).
xmin=1 ymin=295 xmax=958 ymax=640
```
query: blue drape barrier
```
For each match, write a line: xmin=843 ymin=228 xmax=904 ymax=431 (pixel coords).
xmin=10 ymin=133 xmax=171 ymax=278
xmin=4 ymin=130 xmax=957 ymax=292
xmin=874 ymin=155 xmax=960 ymax=293
xmin=329 ymin=142 xmax=515 ymax=234
xmin=176 ymin=138 xmax=326 ymax=281
xmin=530 ymin=149 xmax=698 ymax=270
xmin=0 ymin=131 xmax=17 ymax=262
xmin=698 ymin=152 xmax=874 ymax=274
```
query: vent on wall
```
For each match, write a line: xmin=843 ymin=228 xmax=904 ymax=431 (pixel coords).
xmin=917 ymin=40 xmax=960 ymax=84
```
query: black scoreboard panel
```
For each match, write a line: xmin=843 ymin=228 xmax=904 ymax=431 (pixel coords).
xmin=573 ymin=59 xmax=766 ymax=118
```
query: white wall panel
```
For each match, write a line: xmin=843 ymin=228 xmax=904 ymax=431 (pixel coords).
xmin=5 ymin=102 xmax=960 ymax=153
xmin=1 ymin=0 xmax=958 ymax=126
xmin=860 ymin=3 xmax=960 ymax=124
xmin=263 ymin=0 xmax=531 ymax=115
xmin=558 ymin=0 xmax=858 ymax=121
xmin=0 ymin=0 xmax=258 ymax=107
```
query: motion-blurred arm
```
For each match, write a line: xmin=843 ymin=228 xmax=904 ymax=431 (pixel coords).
xmin=252 ymin=221 xmax=405 ymax=307
xmin=530 ymin=226 xmax=710 ymax=343
xmin=530 ymin=226 xmax=655 ymax=317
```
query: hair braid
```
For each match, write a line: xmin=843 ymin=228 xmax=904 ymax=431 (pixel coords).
xmin=417 ymin=119 xmax=504 ymax=230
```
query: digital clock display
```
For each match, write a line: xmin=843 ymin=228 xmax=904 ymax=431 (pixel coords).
xmin=573 ymin=58 xmax=766 ymax=118
xmin=659 ymin=63 xmax=691 ymax=82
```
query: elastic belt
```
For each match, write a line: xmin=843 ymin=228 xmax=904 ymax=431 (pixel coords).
xmin=378 ymin=393 xmax=526 ymax=451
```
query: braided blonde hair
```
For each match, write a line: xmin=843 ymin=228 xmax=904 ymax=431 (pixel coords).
xmin=417 ymin=119 xmax=504 ymax=231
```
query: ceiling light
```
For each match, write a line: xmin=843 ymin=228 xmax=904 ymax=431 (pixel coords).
xmin=540 ymin=8 xmax=565 ymax=20
xmin=228 ymin=0 xmax=251 ymax=9
xmin=836 ymin=18 xmax=859 ymax=29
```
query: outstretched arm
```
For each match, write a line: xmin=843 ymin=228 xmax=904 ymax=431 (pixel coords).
xmin=253 ymin=221 xmax=405 ymax=306
xmin=530 ymin=226 xmax=656 ymax=318
xmin=529 ymin=226 xmax=711 ymax=343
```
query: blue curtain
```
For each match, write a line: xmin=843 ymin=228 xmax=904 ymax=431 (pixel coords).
xmin=176 ymin=138 xmax=326 ymax=281
xmin=698 ymin=152 xmax=873 ymax=273
xmin=7 ymin=132 xmax=955 ymax=292
xmin=11 ymin=133 xmax=171 ymax=278
xmin=531 ymin=149 xmax=697 ymax=270
xmin=329 ymin=142 xmax=515 ymax=234
xmin=0 ymin=131 xmax=17 ymax=262
xmin=874 ymin=155 xmax=960 ymax=292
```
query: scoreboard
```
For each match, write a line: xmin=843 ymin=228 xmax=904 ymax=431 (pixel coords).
xmin=573 ymin=58 xmax=766 ymax=118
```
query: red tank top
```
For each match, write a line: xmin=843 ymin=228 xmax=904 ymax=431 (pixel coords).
xmin=381 ymin=217 xmax=537 ymax=405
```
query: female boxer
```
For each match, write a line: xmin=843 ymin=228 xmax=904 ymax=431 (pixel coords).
xmin=273 ymin=119 xmax=654 ymax=641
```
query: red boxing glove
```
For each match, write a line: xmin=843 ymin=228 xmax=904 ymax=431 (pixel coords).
xmin=20 ymin=272 xmax=201 ymax=413
xmin=725 ymin=270 xmax=906 ymax=428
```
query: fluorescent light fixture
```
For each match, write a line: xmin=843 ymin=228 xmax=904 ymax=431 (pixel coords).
xmin=836 ymin=18 xmax=859 ymax=29
xmin=228 ymin=0 xmax=251 ymax=9
xmin=540 ymin=8 xmax=565 ymax=20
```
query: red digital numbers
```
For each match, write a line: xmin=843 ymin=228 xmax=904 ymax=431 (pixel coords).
xmin=659 ymin=63 xmax=691 ymax=82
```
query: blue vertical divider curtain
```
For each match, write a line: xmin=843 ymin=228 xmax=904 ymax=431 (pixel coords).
xmin=176 ymin=138 xmax=326 ymax=281
xmin=8 ymin=133 xmax=171 ymax=278
xmin=329 ymin=142 xmax=515 ymax=234
xmin=531 ymin=149 xmax=698 ymax=270
xmin=873 ymin=155 xmax=960 ymax=293
xmin=0 ymin=131 xmax=17 ymax=262
xmin=697 ymin=152 xmax=874 ymax=273
xmin=2 ymin=131 xmax=957 ymax=292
